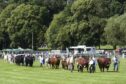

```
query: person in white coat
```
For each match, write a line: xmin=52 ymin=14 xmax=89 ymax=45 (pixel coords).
xmin=39 ymin=55 xmax=45 ymax=67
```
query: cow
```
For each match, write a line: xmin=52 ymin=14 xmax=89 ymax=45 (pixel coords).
xmin=48 ymin=55 xmax=60 ymax=69
xmin=76 ymin=56 xmax=89 ymax=72
xmin=97 ymin=57 xmax=111 ymax=72
xmin=61 ymin=56 xmax=68 ymax=69
xmin=61 ymin=55 xmax=76 ymax=72
xmin=24 ymin=55 xmax=35 ymax=67
xmin=15 ymin=55 xmax=25 ymax=66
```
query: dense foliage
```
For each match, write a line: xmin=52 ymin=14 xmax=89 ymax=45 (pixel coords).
xmin=0 ymin=0 xmax=126 ymax=49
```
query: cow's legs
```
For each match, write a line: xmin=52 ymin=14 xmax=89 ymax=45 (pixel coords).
xmin=77 ymin=64 xmax=79 ymax=72
xmin=99 ymin=67 xmax=102 ymax=72
xmin=22 ymin=62 xmax=24 ymax=66
xmin=86 ymin=64 xmax=89 ymax=72
xmin=26 ymin=62 xmax=28 ymax=66
xmin=30 ymin=62 xmax=33 ymax=67
xmin=103 ymin=67 xmax=105 ymax=72
xmin=52 ymin=64 xmax=55 ymax=69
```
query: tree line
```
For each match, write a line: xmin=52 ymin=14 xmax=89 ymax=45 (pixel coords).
xmin=0 ymin=0 xmax=126 ymax=50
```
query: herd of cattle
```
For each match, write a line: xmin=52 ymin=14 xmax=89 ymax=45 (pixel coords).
xmin=4 ymin=54 xmax=35 ymax=67
xmin=61 ymin=55 xmax=111 ymax=72
xmin=2 ymin=54 xmax=112 ymax=73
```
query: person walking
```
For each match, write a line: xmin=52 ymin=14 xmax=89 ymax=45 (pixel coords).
xmin=39 ymin=55 xmax=45 ymax=67
xmin=112 ymin=56 xmax=119 ymax=72
xmin=92 ymin=56 xmax=97 ymax=72
xmin=89 ymin=57 xmax=95 ymax=73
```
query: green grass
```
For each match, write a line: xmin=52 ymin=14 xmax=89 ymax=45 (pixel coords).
xmin=0 ymin=58 xmax=126 ymax=84
xmin=96 ymin=45 xmax=114 ymax=49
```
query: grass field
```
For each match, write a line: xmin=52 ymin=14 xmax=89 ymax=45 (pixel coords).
xmin=0 ymin=58 xmax=126 ymax=84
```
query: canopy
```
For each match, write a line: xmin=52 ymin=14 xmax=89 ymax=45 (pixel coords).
xmin=2 ymin=48 xmax=33 ymax=54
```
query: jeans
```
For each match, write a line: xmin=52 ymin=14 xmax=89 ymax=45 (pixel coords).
xmin=114 ymin=63 xmax=118 ymax=72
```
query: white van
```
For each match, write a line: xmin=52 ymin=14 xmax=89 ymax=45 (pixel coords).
xmin=69 ymin=45 xmax=96 ymax=55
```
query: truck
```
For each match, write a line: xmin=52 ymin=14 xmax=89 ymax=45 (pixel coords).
xmin=69 ymin=45 xmax=96 ymax=56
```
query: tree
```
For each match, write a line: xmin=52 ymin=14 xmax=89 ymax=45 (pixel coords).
xmin=45 ymin=0 xmax=125 ymax=49
xmin=46 ymin=0 xmax=108 ymax=49
xmin=0 ymin=0 xmax=8 ymax=13
xmin=105 ymin=14 xmax=126 ymax=48
xmin=0 ymin=0 xmax=126 ymax=50
xmin=0 ymin=4 xmax=17 ymax=49
xmin=45 ymin=11 xmax=69 ymax=49
xmin=5 ymin=4 xmax=49 ymax=49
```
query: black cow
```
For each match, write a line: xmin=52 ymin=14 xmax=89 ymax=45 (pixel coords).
xmin=15 ymin=55 xmax=24 ymax=66
xmin=25 ymin=55 xmax=35 ymax=67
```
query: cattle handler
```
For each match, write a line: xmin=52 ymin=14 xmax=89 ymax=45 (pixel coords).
xmin=112 ymin=56 xmax=119 ymax=72
xmin=39 ymin=55 xmax=45 ymax=67
xmin=89 ymin=57 xmax=95 ymax=73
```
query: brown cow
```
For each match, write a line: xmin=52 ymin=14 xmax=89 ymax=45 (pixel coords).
xmin=48 ymin=55 xmax=60 ymax=69
xmin=76 ymin=56 xmax=89 ymax=72
xmin=97 ymin=57 xmax=111 ymax=72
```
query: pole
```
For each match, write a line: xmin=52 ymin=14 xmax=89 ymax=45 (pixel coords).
xmin=32 ymin=32 xmax=34 ymax=50
xmin=99 ymin=27 xmax=100 ymax=49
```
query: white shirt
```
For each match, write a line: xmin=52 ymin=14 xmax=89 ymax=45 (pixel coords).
xmin=112 ymin=57 xmax=118 ymax=63
xmin=69 ymin=56 xmax=74 ymax=63
xmin=39 ymin=56 xmax=44 ymax=63
xmin=89 ymin=60 xmax=94 ymax=65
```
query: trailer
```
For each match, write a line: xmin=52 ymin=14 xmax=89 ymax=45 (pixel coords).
xmin=69 ymin=45 xmax=97 ymax=56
